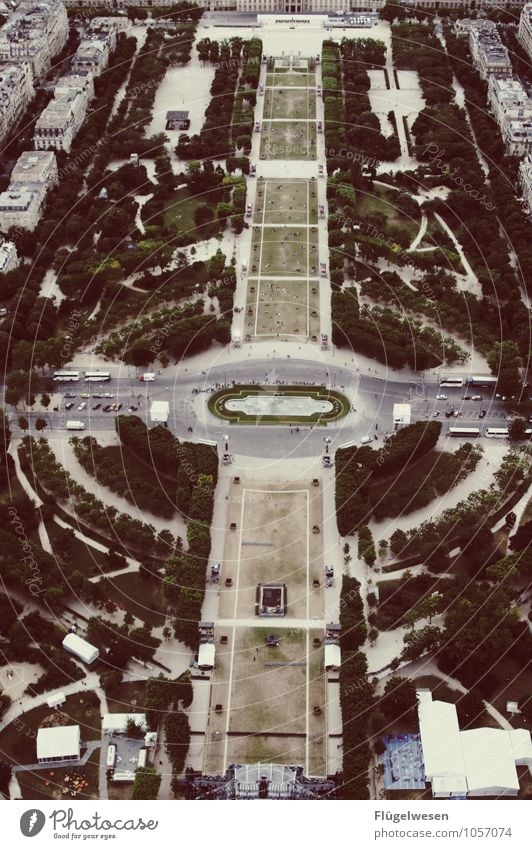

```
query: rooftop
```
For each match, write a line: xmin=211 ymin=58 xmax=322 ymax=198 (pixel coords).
xmin=36 ymin=725 xmax=80 ymax=761
xmin=11 ymin=150 xmax=56 ymax=184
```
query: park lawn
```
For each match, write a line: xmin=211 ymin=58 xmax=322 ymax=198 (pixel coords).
xmin=98 ymin=571 xmax=167 ymax=628
xmin=163 ymin=186 xmax=222 ymax=244
xmin=18 ymin=748 xmax=101 ymax=801
xmin=356 ymin=185 xmax=420 ymax=242
xmin=377 ymin=573 xmax=453 ymax=631
xmin=260 ymin=121 xmax=317 ymax=161
xmin=105 ymin=681 xmax=148 ymax=715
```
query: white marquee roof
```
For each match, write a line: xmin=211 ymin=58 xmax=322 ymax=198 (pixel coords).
xmin=37 ymin=725 xmax=80 ymax=761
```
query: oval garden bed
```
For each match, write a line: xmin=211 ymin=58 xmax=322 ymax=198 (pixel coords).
xmin=208 ymin=384 xmax=350 ymax=425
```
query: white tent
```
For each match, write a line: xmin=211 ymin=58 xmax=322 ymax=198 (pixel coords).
xmin=324 ymin=643 xmax=341 ymax=670
xmin=418 ymin=693 xmax=532 ymax=797
xmin=393 ymin=403 xmax=411 ymax=429
xmin=102 ymin=713 xmax=147 ymax=735
xmin=62 ymin=632 xmax=99 ymax=665
xmin=198 ymin=642 xmax=215 ymax=670
xmin=37 ymin=725 xmax=80 ymax=763
xmin=150 ymin=400 xmax=169 ymax=424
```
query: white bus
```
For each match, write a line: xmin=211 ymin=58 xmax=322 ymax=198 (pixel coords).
xmin=84 ymin=371 xmax=111 ymax=382
xmin=137 ymin=748 xmax=147 ymax=769
xmin=467 ymin=375 xmax=498 ymax=388
xmin=448 ymin=427 xmax=481 ymax=438
xmin=106 ymin=743 xmax=117 ymax=768
xmin=66 ymin=420 xmax=85 ymax=431
xmin=439 ymin=377 xmax=464 ymax=388
xmin=53 ymin=370 xmax=80 ymax=383
xmin=485 ymin=428 xmax=509 ymax=438
xmin=139 ymin=372 xmax=155 ymax=382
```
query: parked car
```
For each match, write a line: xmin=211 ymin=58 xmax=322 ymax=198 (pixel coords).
xmin=92 ymin=403 xmax=101 ymax=410
xmin=64 ymin=402 xmax=74 ymax=411
xmin=78 ymin=402 xmax=87 ymax=411
xmin=471 ymin=394 xmax=482 ymax=401
xmin=479 ymin=410 xmax=487 ymax=418
xmin=436 ymin=394 xmax=447 ymax=400
xmin=360 ymin=435 xmax=373 ymax=444
xmin=317 ymin=120 xmax=323 ymax=132
xmin=64 ymin=392 xmax=76 ymax=399
xmin=433 ymin=410 xmax=440 ymax=417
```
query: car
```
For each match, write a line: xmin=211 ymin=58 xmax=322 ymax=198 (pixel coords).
xmin=462 ymin=395 xmax=471 ymax=400
xmin=317 ymin=120 xmax=323 ymax=132
xmin=317 ymin=85 xmax=322 ymax=96
xmin=319 ymin=262 xmax=327 ymax=276
xmin=436 ymin=394 xmax=447 ymax=400
xmin=117 ymin=403 xmax=122 ymax=411
xmin=255 ymin=121 xmax=261 ymax=132
xmin=259 ymin=84 xmax=264 ymax=95
xmin=318 ymin=164 xmax=324 ymax=177
xmin=103 ymin=405 xmax=112 ymax=412
xmin=104 ymin=392 xmax=113 ymax=398
xmin=64 ymin=402 xmax=74 ymax=411
xmin=92 ymin=403 xmax=101 ymax=410
xmin=479 ymin=410 xmax=486 ymax=418
xmin=319 ymin=204 xmax=325 ymax=219
xmin=471 ymin=394 xmax=482 ymax=401
xmin=81 ymin=392 xmax=90 ymax=398
xmin=246 ymin=204 xmax=253 ymax=217
xmin=250 ymin=164 xmax=256 ymax=177
xmin=128 ymin=405 xmax=138 ymax=412
xmin=433 ymin=410 xmax=440 ymax=417
xmin=445 ymin=411 xmax=453 ymax=418
xmin=360 ymin=435 xmax=373 ymax=444
xmin=92 ymin=393 xmax=103 ymax=398
xmin=64 ymin=392 xmax=76 ymax=399
xmin=78 ymin=402 xmax=87 ymax=411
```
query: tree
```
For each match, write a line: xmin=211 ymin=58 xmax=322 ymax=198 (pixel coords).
xmin=35 ymin=417 xmax=47 ymax=431
xmin=508 ymin=417 xmax=527 ymax=442
xmin=486 ymin=341 xmax=521 ymax=396
xmin=380 ymin=677 xmax=417 ymax=724
xmin=40 ymin=393 xmax=51 ymax=409
xmin=390 ymin=528 xmax=408 ymax=557
xmin=18 ymin=416 xmax=29 ymax=432
xmin=132 ymin=767 xmax=161 ymax=799
xmin=126 ymin=718 xmax=145 ymax=740
xmin=0 ymin=760 xmax=11 ymax=798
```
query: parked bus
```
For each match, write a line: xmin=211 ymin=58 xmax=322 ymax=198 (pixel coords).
xmin=439 ymin=377 xmax=464 ymax=388
xmin=467 ymin=375 xmax=498 ymax=388
xmin=448 ymin=427 xmax=481 ymax=438
xmin=139 ymin=372 xmax=155 ymax=382
xmin=106 ymin=743 xmax=116 ymax=768
xmin=485 ymin=428 xmax=509 ymax=438
xmin=66 ymin=420 xmax=85 ymax=431
xmin=53 ymin=370 xmax=79 ymax=383
xmin=137 ymin=748 xmax=147 ymax=769
xmin=84 ymin=371 xmax=111 ymax=382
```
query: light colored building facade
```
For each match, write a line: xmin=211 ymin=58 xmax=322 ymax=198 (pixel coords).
xmin=0 ymin=150 xmax=58 ymax=233
xmin=72 ymin=39 xmax=110 ymax=76
xmin=0 ymin=0 xmax=68 ymax=80
xmin=487 ymin=75 xmax=532 ymax=155
xmin=33 ymin=74 xmax=93 ymax=153
xmin=0 ymin=62 xmax=34 ymax=146
xmin=518 ymin=2 xmax=532 ymax=61
xmin=469 ymin=22 xmax=512 ymax=81
xmin=502 ymin=118 xmax=532 ymax=155
xmin=518 ymin=153 xmax=532 ymax=215
xmin=0 ymin=239 xmax=18 ymax=273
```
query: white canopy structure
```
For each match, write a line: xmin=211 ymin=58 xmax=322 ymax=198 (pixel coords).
xmin=37 ymin=725 xmax=80 ymax=763
xmin=393 ymin=403 xmax=411 ymax=429
xmin=324 ymin=643 xmax=341 ymax=671
xmin=62 ymin=632 xmax=99 ymax=665
xmin=198 ymin=642 xmax=216 ymax=670
xmin=102 ymin=713 xmax=147 ymax=735
xmin=150 ymin=400 xmax=169 ymax=424
xmin=418 ymin=692 xmax=532 ymax=797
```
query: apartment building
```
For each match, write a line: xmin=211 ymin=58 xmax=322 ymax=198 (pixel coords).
xmin=0 ymin=62 xmax=34 ymax=146
xmin=518 ymin=2 xmax=532 ymax=61
xmin=0 ymin=0 xmax=68 ymax=80
xmin=518 ymin=153 xmax=532 ymax=215
xmin=470 ymin=22 xmax=512 ymax=80
xmin=488 ymin=75 xmax=532 ymax=127
xmin=0 ymin=240 xmax=18 ymax=273
xmin=0 ymin=150 xmax=58 ymax=232
xmin=502 ymin=118 xmax=532 ymax=155
xmin=72 ymin=39 xmax=110 ymax=76
xmin=33 ymin=73 xmax=93 ymax=153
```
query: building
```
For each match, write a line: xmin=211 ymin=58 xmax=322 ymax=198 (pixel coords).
xmin=502 ymin=117 xmax=532 ymax=156
xmin=392 ymin=402 xmax=411 ymax=430
xmin=518 ymin=2 xmax=532 ymax=62
xmin=150 ymin=400 xmax=169 ymax=424
xmin=0 ymin=239 xmax=18 ymax=273
xmin=72 ymin=40 xmax=110 ymax=76
xmin=36 ymin=725 xmax=81 ymax=764
xmin=324 ymin=642 xmax=341 ymax=671
xmin=488 ymin=75 xmax=532 ymax=130
xmin=0 ymin=0 xmax=68 ymax=80
xmin=518 ymin=153 xmax=532 ymax=216
xmin=166 ymin=110 xmax=190 ymax=130
xmin=62 ymin=632 xmax=99 ymax=665
xmin=469 ymin=22 xmax=512 ymax=81
xmin=418 ymin=691 xmax=532 ymax=798
xmin=102 ymin=713 xmax=148 ymax=735
xmin=0 ymin=63 xmax=34 ymax=146
xmin=34 ymin=75 xmax=92 ymax=153
xmin=0 ymin=149 xmax=58 ymax=232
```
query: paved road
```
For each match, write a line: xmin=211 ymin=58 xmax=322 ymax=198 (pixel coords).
xmin=5 ymin=360 xmax=511 ymax=458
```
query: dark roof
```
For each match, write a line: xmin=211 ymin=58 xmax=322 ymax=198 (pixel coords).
xmin=166 ymin=110 xmax=189 ymax=120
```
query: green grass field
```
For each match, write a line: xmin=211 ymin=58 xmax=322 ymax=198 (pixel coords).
xmin=245 ymin=278 xmax=320 ymax=339
xmin=98 ymin=571 xmax=167 ymax=628
xmin=264 ymin=88 xmax=316 ymax=120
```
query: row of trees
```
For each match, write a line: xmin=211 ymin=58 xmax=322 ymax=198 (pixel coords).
xmin=335 ymin=421 xmax=442 ymax=535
